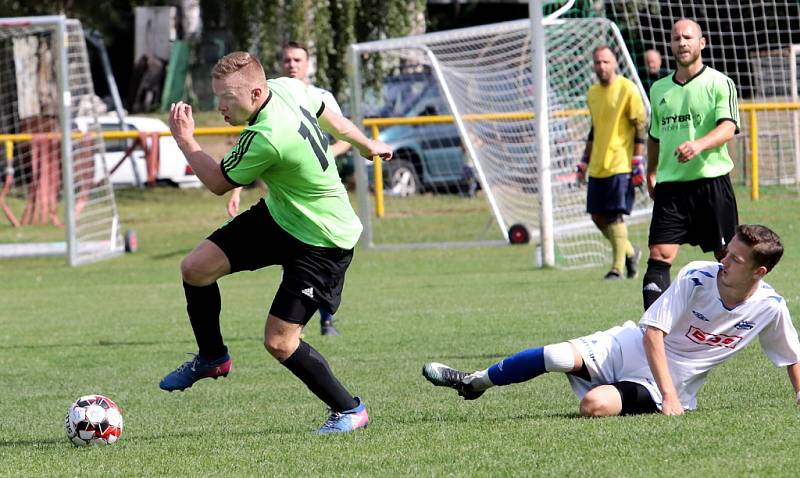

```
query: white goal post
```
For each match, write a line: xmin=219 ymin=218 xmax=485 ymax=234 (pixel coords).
xmin=0 ymin=15 xmax=124 ymax=266
xmin=794 ymin=44 xmax=800 ymax=186
xmin=349 ymin=14 xmax=651 ymax=268
xmin=349 ymin=0 xmax=800 ymax=268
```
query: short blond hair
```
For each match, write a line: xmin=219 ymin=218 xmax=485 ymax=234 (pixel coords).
xmin=212 ymin=51 xmax=267 ymax=83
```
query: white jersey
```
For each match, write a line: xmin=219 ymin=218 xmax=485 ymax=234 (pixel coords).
xmin=639 ymin=261 xmax=800 ymax=409
xmin=309 ymin=85 xmax=342 ymax=115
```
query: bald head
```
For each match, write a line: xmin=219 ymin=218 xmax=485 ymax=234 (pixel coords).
xmin=670 ymin=18 xmax=705 ymax=71
xmin=672 ymin=19 xmax=702 ymax=38
xmin=644 ymin=49 xmax=662 ymax=74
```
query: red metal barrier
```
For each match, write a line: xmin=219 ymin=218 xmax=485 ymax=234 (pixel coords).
xmin=108 ymin=131 xmax=160 ymax=186
xmin=21 ymin=134 xmax=62 ymax=226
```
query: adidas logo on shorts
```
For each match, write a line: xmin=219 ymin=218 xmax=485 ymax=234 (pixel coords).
xmin=643 ymin=282 xmax=662 ymax=293
xmin=301 ymin=287 xmax=314 ymax=298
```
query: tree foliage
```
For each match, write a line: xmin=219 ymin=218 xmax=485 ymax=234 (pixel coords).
xmin=0 ymin=0 xmax=426 ymax=103
xmin=0 ymin=0 xmax=160 ymax=39
xmin=210 ymin=0 xmax=425 ymax=99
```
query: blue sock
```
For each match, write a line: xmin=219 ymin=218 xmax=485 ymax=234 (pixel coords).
xmin=319 ymin=307 xmax=334 ymax=325
xmin=487 ymin=347 xmax=546 ymax=386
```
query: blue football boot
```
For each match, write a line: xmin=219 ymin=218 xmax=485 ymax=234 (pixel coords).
xmin=159 ymin=351 xmax=232 ymax=392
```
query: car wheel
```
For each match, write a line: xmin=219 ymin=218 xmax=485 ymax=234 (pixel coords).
xmin=384 ymin=159 xmax=419 ymax=197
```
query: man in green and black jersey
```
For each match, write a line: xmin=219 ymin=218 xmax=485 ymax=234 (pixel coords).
xmin=161 ymin=51 xmax=392 ymax=434
xmin=643 ymin=19 xmax=740 ymax=310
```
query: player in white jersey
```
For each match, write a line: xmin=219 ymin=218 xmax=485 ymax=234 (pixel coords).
xmin=423 ymin=224 xmax=800 ymax=416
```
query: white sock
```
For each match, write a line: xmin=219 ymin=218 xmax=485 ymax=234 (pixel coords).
xmin=543 ymin=342 xmax=576 ymax=372
xmin=463 ymin=368 xmax=493 ymax=391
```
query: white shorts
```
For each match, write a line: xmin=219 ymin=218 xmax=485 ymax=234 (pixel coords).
xmin=566 ymin=321 xmax=662 ymax=408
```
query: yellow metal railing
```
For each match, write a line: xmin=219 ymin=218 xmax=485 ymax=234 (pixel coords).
xmin=363 ymin=102 xmax=800 ymax=215
xmin=0 ymin=127 xmax=243 ymax=143
xmin=738 ymin=102 xmax=800 ymax=199
xmin=0 ymin=102 xmax=797 ymax=209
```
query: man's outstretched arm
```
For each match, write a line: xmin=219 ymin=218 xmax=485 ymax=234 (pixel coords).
xmin=643 ymin=325 xmax=683 ymax=415
xmin=788 ymin=362 xmax=800 ymax=405
xmin=318 ymin=108 xmax=392 ymax=161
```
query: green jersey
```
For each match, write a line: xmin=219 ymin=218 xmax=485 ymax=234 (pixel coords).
xmin=648 ymin=66 xmax=739 ymax=183
xmin=221 ymin=77 xmax=362 ymax=249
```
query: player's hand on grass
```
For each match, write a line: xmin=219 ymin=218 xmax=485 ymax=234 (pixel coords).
xmin=661 ymin=393 xmax=684 ymax=416
xmin=674 ymin=140 xmax=702 ymax=163
xmin=168 ymin=101 xmax=196 ymax=145
xmin=359 ymin=139 xmax=393 ymax=161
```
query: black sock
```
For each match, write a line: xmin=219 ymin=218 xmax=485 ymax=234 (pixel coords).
xmin=183 ymin=281 xmax=226 ymax=360
xmin=642 ymin=259 xmax=671 ymax=310
xmin=281 ymin=341 xmax=358 ymax=412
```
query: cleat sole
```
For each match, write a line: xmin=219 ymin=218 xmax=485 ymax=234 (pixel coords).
xmin=422 ymin=362 xmax=458 ymax=387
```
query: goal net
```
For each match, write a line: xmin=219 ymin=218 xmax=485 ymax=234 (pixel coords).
xmin=0 ymin=16 xmax=124 ymax=266
xmin=350 ymin=16 xmax=652 ymax=267
xmin=602 ymin=0 xmax=800 ymax=187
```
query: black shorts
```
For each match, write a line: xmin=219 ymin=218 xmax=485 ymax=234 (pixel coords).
xmin=648 ymin=174 xmax=738 ymax=253
xmin=586 ymin=173 xmax=635 ymax=215
xmin=611 ymin=381 xmax=659 ymax=415
xmin=207 ymin=199 xmax=354 ymax=325
xmin=570 ymin=363 xmax=658 ymax=415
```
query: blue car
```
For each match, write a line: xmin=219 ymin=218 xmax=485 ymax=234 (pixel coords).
xmin=365 ymin=73 xmax=474 ymax=196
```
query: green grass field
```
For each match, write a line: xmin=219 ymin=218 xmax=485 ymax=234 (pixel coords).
xmin=3 ymin=186 xmax=800 ymax=476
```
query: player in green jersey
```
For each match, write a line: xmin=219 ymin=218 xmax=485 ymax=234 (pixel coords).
xmin=160 ymin=51 xmax=392 ymax=434
xmin=228 ymin=41 xmax=349 ymax=336
xmin=642 ymin=19 xmax=740 ymax=310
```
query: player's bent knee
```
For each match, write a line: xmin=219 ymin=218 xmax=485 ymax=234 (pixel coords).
xmin=263 ymin=333 xmax=299 ymax=361
xmin=180 ymin=255 xmax=197 ymax=280
xmin=264 ymin=314 xmax=304 ymax=361
xmin=180 ymin=244 xmax=230 ymax=285
xmin=580 ymin=386 xmax=623 ymax=417
xmin=264 ymin=336 xmax=291 ymax=360
xmin=648 ymin=244 xmax=677 ymax=263
xmin=579 ymin=398 xmax=617 ymax=417
xmin=181 ymin=255 xmax=213 ymax=285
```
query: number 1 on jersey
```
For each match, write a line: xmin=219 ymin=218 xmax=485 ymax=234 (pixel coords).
xmin=297 ymin=106 xmax=329 ymax=171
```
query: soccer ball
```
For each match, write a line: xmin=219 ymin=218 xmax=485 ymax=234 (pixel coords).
xmin=64 ymin=394 xmax=124 ymax=446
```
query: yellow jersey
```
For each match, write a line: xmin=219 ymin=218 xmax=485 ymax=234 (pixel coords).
xmin=587 ymin=76 xmax=646 ymax=178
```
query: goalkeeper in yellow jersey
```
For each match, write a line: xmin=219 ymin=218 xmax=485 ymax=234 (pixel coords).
xmin=576 ymin=45 xmax=647 ymax=280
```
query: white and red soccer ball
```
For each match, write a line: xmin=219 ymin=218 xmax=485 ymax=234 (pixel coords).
xmin=64 ymin=394 xmax=124 ymax=446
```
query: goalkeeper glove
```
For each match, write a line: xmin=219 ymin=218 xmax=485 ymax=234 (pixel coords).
xmin=631 ymin=156 xmax=646 ymax=189
xmin=575 ymin=157 xmax=588 ymax=185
